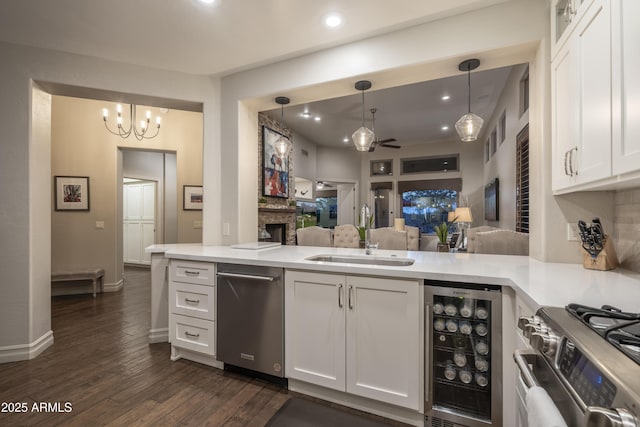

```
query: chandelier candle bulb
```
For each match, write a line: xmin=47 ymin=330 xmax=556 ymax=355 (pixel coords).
xmin=145 ymin=110 xmax=151 ymax=119
xmin=102 ymin=108 xmax=108 ymax=118
xmin=156 ymin=117 xmax=161 ymax=125
xmin=116 ymin=104 xmax=122 ymax=113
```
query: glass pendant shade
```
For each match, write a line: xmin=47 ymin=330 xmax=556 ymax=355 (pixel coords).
xmin=273 ymin=135 xmax=292 ymax=157
xmin=352 ymin=126 xmax=376 ymax=151
xmin=455 ymin=112 xmax=484 ymax=142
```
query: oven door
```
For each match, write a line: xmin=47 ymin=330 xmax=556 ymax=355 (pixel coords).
xmin=513 ymin=350 xmax=582 ymax=427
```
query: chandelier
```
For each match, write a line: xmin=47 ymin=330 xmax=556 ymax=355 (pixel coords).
xmin=102 ymin=104 xmax=161 ymax=140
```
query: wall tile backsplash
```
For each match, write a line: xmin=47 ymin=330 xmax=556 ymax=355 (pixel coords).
xmin=613 ymin=188 xmax=640 ymax=273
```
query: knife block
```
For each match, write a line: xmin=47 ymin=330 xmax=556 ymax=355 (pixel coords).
xmin=582 ymin=235 xmax=619 ymax=271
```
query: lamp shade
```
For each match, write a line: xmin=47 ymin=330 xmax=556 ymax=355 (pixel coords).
xmin=352 ymin=126 xmax=375 ymax=151
xmin=455 ymin=112 xmax=484 ymax=142
xmin=447 ymin=211 xmax=457 ymax=222
xmin=454 ymin=207 xmax=473 ymax=223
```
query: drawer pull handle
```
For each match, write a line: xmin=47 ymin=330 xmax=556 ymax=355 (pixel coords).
xmin=185 ymin=298 xmax=200 ymax=304
xmin=184 ymin=331 xmax=200 ymax=338
xmin=184 ymin=270 xmax=200 ymax=276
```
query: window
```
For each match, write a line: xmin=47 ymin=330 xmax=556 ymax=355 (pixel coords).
xmin=490 ymin=128 xmax=497 ymax=156
xmin=401 ymin=155 xmax=459 ymax=174
xmin=520 ymin=67 xmax=529 ymax=117
xmin=370 ymin=159 xmax=392 ymax=176
xmin=485 ymin=139 xmax=490 ymax=163
xmin=516 ymin=125 xmax=529 ymax=233
xmin=398 ymin=178 xmax=461 ymax=234
xmin=499 ymin=110 xmax=506 ymax=145
xmin=315 ymin=196 xmax=337 ymax=228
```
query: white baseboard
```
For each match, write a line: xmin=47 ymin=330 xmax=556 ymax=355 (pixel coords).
xmin=287 ymin=379 xmax=424 ymax=427
xmin=149 ymin=328 xmax=169 ymax=343
xmin=104 ymin=279 xmax=123 ymax=292
xmin=170 ymin=346 xmax=223 ymax=369
xmin=0 ymin=330 xmax=54 ymax=364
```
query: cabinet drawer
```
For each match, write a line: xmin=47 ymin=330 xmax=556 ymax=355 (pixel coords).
xmin=170 ymin=314 xmax=215 ymax=356
xmin=170 ymin=281 xmax=215 ymax=321
xmin=170 ymin=260 xmax=215 ymax=285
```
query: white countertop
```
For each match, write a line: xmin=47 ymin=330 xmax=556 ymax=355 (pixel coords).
xmin=147 ymin=244 xmax=640 ymax=312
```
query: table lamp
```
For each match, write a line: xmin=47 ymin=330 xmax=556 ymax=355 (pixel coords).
xmin=454 ymin=207 xmax=473 ymax=251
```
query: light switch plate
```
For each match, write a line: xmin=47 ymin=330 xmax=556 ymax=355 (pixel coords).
xmin=223 ymin=222 xmax=231 ymax=236
xmin=194 ymin=221 xmax=202 ymax=229
xmin=96 ymin=221 xmax=105 ymax=229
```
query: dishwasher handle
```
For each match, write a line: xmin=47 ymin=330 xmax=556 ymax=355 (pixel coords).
xmin=217 ymin=272 xmax=275 ymax=282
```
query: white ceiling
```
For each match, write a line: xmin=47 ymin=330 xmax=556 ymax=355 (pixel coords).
xmin=0 ymin=0 xmax=509 ymax=76
xmin=263 ymin=64 xmax=515 ymax=149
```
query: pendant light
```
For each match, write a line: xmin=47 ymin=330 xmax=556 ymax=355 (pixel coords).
xmin=455 ymin=59 xmax=484 ymax=142
xmin=352 ymin=80 xmax=375 ymax=152
xmin=273 ymin=96 xmax=292 ymax=158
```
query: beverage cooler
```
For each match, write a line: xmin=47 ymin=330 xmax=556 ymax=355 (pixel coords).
xmin=424 ymin=281 xmax=502 ymax=427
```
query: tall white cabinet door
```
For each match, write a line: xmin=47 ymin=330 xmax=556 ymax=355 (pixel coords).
xmin=123 ymin=182 xmax=156 ymax=265
xmin=612 ymin=0 xmax=640 ymax=175
xmin=285 ymin=271 xmax=346 ymax=391
xmin=552 ymin=43 xmax=578 ymax=191
xmin=574 ymin=0 xmax=611 ymax=185
xmin=346 ymin=276 xmax=421 ymax=410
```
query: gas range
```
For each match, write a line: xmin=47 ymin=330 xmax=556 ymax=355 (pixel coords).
xmin=566 ymin=303 xmax=640 ymax=365
xmin=517 ymin=305 xmax=640 ymax=426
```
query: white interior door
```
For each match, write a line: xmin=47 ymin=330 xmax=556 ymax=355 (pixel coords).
xmin=123 ymin=181 xmax=156 ymax=265
xmin=337 ymin=183 xmax=355 ymax=225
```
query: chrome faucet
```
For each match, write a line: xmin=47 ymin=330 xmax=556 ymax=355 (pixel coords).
xmin=361 ymin=203 xmax=377 ymax=255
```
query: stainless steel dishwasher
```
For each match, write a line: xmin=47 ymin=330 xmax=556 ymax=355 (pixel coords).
xmin=216 ymin=263 xmax=284 ymax=378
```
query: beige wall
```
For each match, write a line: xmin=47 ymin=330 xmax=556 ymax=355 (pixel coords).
xmin=51 ymin=96 xmax=203 ymax=287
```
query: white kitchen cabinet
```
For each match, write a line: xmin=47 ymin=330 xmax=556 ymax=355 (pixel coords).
xmin=612 ymin=0 xmax=640 ymax=175
xmin=285 ymin=270 xmax=421 ymax=410
xmin=169 ymin=259 xmax=221 ymax=368
xmin=552 ymin=0 xmax=612 ymax=192
xmin=551 ymin=0 xmax=594 ymax=59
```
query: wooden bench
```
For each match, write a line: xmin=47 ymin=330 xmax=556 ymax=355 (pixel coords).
xmin=51 ymin=268 xmax=105 ymax=297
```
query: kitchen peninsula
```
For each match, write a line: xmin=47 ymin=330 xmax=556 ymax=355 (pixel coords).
xmin=148 ymin=244 xmax=640 ymax=426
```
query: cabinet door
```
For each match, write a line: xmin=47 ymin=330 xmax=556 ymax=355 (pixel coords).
xmin=552 ymin=41 xmax=579 ymax=191
xmin=285 ymin=271 xmax=346 ymax=391
xmin=612 ymin=0 xmax=640 ymax=174
xmin=346 ymin=276 xmax=421 ymax=410
xmin=574 ymin=0 xmax=611 ymax=185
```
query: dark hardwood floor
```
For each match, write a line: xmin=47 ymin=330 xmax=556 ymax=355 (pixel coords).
xmin=0 ymin=267 xmax=408 ymax=426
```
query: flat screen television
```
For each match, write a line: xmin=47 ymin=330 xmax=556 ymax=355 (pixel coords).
xmin=484 ymin=178 xmax=499 ymax=221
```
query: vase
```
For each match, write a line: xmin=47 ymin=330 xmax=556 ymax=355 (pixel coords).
xmin=437 ymin=243 xmax=450 ymax=252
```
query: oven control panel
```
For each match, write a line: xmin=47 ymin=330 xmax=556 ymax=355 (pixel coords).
xmin=558 ymin=339 xmax=617 ymax=408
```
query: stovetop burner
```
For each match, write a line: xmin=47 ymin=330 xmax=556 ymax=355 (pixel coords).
xmin=566 ymin=303 xmax=640 ymax=365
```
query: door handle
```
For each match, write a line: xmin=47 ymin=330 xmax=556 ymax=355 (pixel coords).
xmin=348 ymin=285 xmax=354 ymax=310
xmin=338 ymin=284 xmax=343 ymax=308
xmin=564 ymin=150 xmax=571 ymax=176
xmin=569 ymin=146 xmax=578 ymax=176
xmin=513 ymin=349 xmax=540 ymax=389
xmin=217 ymin=272 xmax=275 ymax=282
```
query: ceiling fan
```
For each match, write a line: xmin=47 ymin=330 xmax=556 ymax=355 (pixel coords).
xmin=368 ymin=108 xmax=401 ymax=152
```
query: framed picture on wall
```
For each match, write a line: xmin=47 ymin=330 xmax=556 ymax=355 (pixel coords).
xmin=262 ymin=126 xmax=290 ymax=198
xmin=54 ymin=176 xmax=90 ymax=211
xmin=183 ymin=185 xmax=203 ymax=210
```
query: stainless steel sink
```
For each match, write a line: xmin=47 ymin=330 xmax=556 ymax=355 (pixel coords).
xmin=305 ymin=254 xmax=415 ymax=266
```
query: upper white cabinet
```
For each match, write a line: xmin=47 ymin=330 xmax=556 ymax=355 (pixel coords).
xmin=285 ymin=270 xmax=422 ymax=410
xmin=552 ymin=0 xmax=611 ymax=192
xmin=611 ymin=0 xmax=640 ymax=174
xmin=552 ymin=0 xmax=640 ymax=193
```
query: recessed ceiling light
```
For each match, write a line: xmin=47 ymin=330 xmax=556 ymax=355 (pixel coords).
xmin=324 ymin=13 xmax=344 ymax=28
xmin=198 ymin=0 xmax=215 ymax=4
xmin=314 ymin=116 xmax=321 ymax=122
xmin=441 ymin=95 xmax=450 ymax=101
xmin=442 ymin=125 xmax=449 ymax=131
xmin=300 ymin=112 xmax=312 ymax=119
xmin=343 ymin=137 xmax=349 ymax=143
